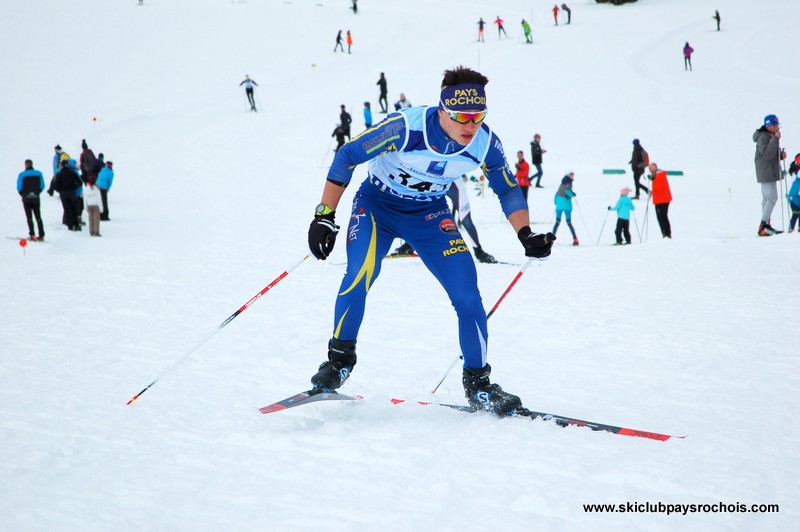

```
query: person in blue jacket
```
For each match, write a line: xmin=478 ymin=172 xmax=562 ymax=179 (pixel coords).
xmin=788 ymin=154 xmax=800 ymax=233
xmin=17 ymin=159 xmax=46 ymax=240
xmin=609 ymin=186 xmax=635 ymax=245
xmin=96 ymin=161 xmax=114 ymax=221
xmin=306 ymin=66 xmax=555 ymax=416
xmin=363 ymin=101 xmax=372 ymax=129
xmin=553 ymin=172 xmax=579 ymax=245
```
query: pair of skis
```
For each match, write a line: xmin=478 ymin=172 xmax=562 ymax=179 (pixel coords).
xmin=258 ymin=390 xmax=684 ymax=442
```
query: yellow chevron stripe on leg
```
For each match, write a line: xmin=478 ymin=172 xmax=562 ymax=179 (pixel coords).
xmin=339 ymin=214 xmax=378 ymax=296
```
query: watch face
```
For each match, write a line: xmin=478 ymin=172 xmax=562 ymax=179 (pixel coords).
xmin=315 ymin=203 xmax=327 ymax=215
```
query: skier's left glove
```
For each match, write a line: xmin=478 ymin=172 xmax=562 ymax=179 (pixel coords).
xmin=308 ymin=211 xmax=339 ymax=260
xmin=518 ymin=227 xmax=555 ymax=259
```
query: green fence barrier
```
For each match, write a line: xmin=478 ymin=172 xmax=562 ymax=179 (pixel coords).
xmin=666 ymin=170 xmax=684 ymax=176
xmin=603 ymin=169 xmax=626 ymax=175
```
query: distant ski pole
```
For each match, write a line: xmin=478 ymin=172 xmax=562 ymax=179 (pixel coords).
xmin=126 ymin=255 xmax=310 ymax=406
xmin=595 ymin=209 xmax=610 ymax=246
xmin=431 ymin=257 xmax=534 ymax=394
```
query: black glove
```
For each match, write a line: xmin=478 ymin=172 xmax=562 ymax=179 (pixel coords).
xmin=518 ymin=227 xmax=555 ymax=258
xmin=308 ymin=211 xmax=339 ymax=260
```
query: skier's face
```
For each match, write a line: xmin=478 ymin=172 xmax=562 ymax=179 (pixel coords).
xmin=438 ymin=108 xmax=483 ymax=146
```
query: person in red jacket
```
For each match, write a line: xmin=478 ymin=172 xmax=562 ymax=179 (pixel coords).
xmin=552 ymin=4 xmax=560 ymax=25
xmin=515 ymin=150 xmax=531 ymax=205
xmin=647 ymin=162 xmax=672 ymax=238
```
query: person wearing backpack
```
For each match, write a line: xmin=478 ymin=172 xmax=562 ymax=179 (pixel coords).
xmin=629 ymin=138 xmax=650 ymax=199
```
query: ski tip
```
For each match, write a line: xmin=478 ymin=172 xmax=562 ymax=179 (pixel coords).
xmin=390 ymin=398 xmax=406 ymax=404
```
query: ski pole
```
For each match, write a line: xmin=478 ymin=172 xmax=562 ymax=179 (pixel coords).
xmin=642 ymin=192 xmax=652 ymax=241
xmin=595 ymin=208 xmax=610 ymax=246
xmin=320 ymin=137 xmax=335 ymax=168
xmin=431 ymin=257 xmax=535 ymax=394
xmin=126 ymin=255 xmax=310 ymax=405
xmin=779 ymin=147 xmax=788 ymax=231
xmin=632 ymin=209 xmax=642 ymax=243
xmin=573 ymin=198 xmax=591 ymax=244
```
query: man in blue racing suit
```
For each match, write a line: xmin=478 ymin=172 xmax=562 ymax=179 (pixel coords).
xmin=307 ymin=66 xmax=555 ymax=415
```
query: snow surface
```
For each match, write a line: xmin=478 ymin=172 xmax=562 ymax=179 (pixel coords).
xmin=1 ymin=0 xmax=798 ymax=530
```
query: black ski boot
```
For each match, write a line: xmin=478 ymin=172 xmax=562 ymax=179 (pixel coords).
xmin=392 ymin=242 xmax=415 ymax=256
xmin=462 ymin=364 xmax=522 ymax=416
xmin=473 ymin=246 xmax=498 ymax=264
xmin=311 ymin=338 xmax=357 ymax=392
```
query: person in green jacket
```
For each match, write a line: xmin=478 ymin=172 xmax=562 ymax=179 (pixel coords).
xmin=521 ymin=19 xmax=532 ymax=43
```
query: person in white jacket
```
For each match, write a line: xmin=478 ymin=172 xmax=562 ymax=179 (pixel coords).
xmin=83 ymin=178 xmax=104 ymax=237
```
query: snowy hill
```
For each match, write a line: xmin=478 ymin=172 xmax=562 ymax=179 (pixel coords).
xmin=0 ymin=0 xmax=798 ymax=530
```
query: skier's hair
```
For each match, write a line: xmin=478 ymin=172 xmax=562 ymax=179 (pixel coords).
xmin=441 ymin=66 xmax=489 ymax=89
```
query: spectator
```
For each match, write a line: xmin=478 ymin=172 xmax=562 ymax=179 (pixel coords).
xmin=332 ymin=123 xmax=346 ymax=152
xmin=394 ymin=93 xmax=411 ymax=111
xmin=530 ymin=134 xmax=546 ymax=188
xmin=629 ymin=139 xmax=650 ymax=199
xmin=561 ymin=4 xmax=572 ymax=24
xmin=713 ymin=10 xmax=721 ymax=31
xmin=552 ymin=4 xmax=560 ymax=26
xmin=334 ymin=30 xmax=344 ymax=52
xmin=363 ymin=102 xmax=372 ymax=129
xmin=96 ymin=161 xmax=115 ymax=221
xmin=376 ymin=73 xmax=388 ymax=114
xmin=84 ymin=175 xmax=104 ymax=237
xmin=339 ymin=105 xmax=352 ymax=140
xmin=787 ymin=154 xmax=800 ymax=233
xmin=53 ymin=159 xmax=82 ymax=231
xmin=514 ymin=151 xmax=531 ymax=204
xmin=754 ymin=114 xmax=787 ymax=236
xmin=17 ymin=159 xmax=46 ymax=241
xmin=647 ymin=162 xmax=672 ymax=238
xmin=346 ymin=30 xmax=353 ymax=54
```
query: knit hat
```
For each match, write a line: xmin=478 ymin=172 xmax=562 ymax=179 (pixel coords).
xmin=81 ymin=139 xmax=88 ymax=149
xmin=764 ymin=114 xmax=779 ymax=127
xmin=632 ymin=138 xmax=640 ymax=145
xmin=54 ymin=144 xmax=62 ymax=150
xmin=620 ymin=187 xmax=631 ymax=195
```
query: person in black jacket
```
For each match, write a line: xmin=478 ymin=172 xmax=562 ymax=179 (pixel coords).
xmin=529 ymin=133 xmax=546 ymax=188
xmin=376 ymin=72 xmax=388 ymax=113
xmin=53 ymin=160 xmax=83 ymax=231
xmin=339 ymin=104 xmax=352 ymax=140
xmin=17 ymin=159 xmax=46 ymax=240
xmin=629 ymin=139 xmax=650 ymax=199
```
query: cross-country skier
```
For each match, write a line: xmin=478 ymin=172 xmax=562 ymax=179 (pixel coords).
xmin=306 ymin=66 xmax=555 ymax=415
xmin=239 ymin=75 xmax=259 ymax=111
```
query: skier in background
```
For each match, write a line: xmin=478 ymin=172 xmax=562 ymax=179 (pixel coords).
xmin=332 ymin=123 xmax=346 ymax=152
xmin=561 ymin=4 xmax=571 ymax=24
xmin=346 ymin=30 xmax=353 ymax=54
xmin=609 ymin=187 xmax=635 ymax=245
xmin=239 ymin=75 xmax=259 ymax=111
xmin=351 ymin=0 xmax=357 ymax=14
xmin=494 ymin=16 xmax=508 ymax=38
xmin=521 ymin=19 xmax=532 ymax=43
xmin=683 ymin=42 xmax=694 ymax=71
xmin=306 ymin=66 xmax=555 ymax=415
xmin=334 ymin=30 xmax=344 ymax=52
xmin=552 ymin=4 xmax=560 ymax=25
xmin=553 ymin=171 xmax=579 ymax=245
xmin=477 ymin=18 xmax=486 ymax=42
xmin=713 ymin=10 xmax=721 ymax=31
xmin=515 ymin=151 xmax=531 ymax=205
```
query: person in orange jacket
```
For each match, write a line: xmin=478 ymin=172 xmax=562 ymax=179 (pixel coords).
xmin=552 ymin=4 xmax=560 ymax=25
xmin=647 ymin=162 xmax=672 ymax=238
xmin=514 ymin=150 xmax=531 ymax=205
xmin=346 ymin=30 xmax=353 ymax=54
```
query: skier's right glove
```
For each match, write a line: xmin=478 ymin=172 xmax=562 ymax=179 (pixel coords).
xmin=518 ymin=227 xmax=555 ymax=259
xmin=308 ymin=211 xmax=339 ymax=260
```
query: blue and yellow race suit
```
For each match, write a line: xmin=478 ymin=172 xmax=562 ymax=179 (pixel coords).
xmin=326 ymin=106 xmax=526 ymax=369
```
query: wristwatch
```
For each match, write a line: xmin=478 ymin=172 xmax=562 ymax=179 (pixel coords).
xmin=315 ymin=203 xmax=334 ymax=216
